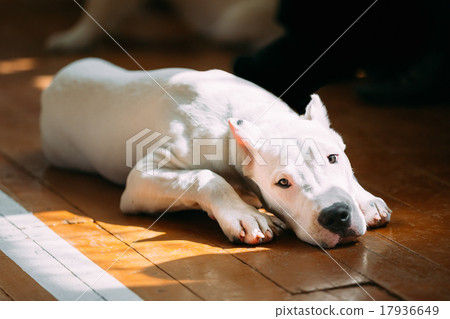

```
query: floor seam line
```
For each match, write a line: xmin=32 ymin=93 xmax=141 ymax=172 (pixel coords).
xmin=0 ymin=150 xmax=204 ymax=301
xmin=359 ymin=177 xmax=446 ymax=221
xmin=93 ymin=221 xmax=206 ymax=301
xmin=0 ymin=208 xmax=106 ymax=301
xmin=373 ymin=232 xmax=449 ymax=271
xmin=0 ymin=285 xmax=14 ymax=301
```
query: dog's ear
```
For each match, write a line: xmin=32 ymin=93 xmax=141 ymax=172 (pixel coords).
xmin=304 ymin=94 xmax=330 ymax=128
xmin=305 ymin=95 xmax=346 ymax=150
xmin=228 ymin=118 xmax=263 ymax=154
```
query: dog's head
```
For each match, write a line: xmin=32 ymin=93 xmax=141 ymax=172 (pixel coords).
xmin=229 ymin=95 xmax=366 ymax=248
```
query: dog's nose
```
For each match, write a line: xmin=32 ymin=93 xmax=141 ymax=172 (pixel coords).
xmin=318 ymin=202 xmax=351 ymax=234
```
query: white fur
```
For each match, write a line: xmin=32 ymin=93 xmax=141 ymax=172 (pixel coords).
xmin=46 ymin=0 xmax=283 ymax=51
xmin=41 ymin=58 xmax=391 ymax=247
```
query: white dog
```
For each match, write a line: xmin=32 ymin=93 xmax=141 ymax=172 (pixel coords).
xmin=41 ymin=58 xmax=391 ymax=248
xmin=46 ymin=0 xmax=283 ymax=51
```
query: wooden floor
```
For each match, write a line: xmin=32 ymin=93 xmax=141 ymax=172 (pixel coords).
xmin=1 ymin=0 xmax=449 ymax=301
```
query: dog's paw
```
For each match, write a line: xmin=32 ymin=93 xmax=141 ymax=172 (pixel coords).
xmin=359 ymin=196 xmax=392 ymax=228
xmin=220 ymin=208 xmax=286 ymax=245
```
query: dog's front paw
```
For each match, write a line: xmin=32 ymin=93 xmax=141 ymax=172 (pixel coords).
xmin=219 ymin=208 xmax=286 ymax=245
xmin=359 ymin=196 xmax=392 ymax=228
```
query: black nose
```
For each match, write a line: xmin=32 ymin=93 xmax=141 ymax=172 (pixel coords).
xmin=318 ymin=202 xmax=351 ymax=234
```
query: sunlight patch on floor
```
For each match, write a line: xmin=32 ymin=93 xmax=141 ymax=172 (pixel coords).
xmin=0 ymin=57 xmax=36 ymax=74
xmin=33 ymin=75 xmax=53 ymax=90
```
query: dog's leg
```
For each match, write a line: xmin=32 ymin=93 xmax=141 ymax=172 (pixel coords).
xmin=352 ymin=177 xmax=392 ymax=228
xmin=46 ymin=0 xmax=141 ymax=52
xmin=120 ymin=166 xmax=285 ymax=244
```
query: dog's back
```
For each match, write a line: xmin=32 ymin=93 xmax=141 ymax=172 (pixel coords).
xmin=41 ymin=58 xmax=294 ymax=184
xmin=41 ymin=58 xmax=189 ymax=183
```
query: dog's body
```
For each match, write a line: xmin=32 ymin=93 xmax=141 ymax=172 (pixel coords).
xmin=41 ymin=58 xmax=391 ymax=247
xmin=46 ymin=0 xmax=283 ymax=51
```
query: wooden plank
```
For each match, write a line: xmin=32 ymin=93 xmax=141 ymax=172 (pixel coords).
xmin=0 ymin=155 xmax=88 ymax=218
xmin=0 ymin=250 xmax=56 ymax=301
xmin=182 ymin=215 xmax=369 ymax=293
xmin=350 ymin=153 xmax=450 ymax=220
xmin=325 ymin=284 xmax=399 ymax=301
xmin=36 ymin=165 xmax=372 ymax=297
xmin=0 ymin=287 xmax=13 ymax=301
xmin=328 ymin=232 xmax=450 ymax=300
xmin=0 ymin=153 xmax=390 ymax=300
xmin=0 ymin=157 xmax=200 ymax=301
xmin=284 ymin=284 xmax=400 ymax=301
xmin=365 ymin=187 xmax=450 ymax=269
xmin=286 ymin=290 xmax=339 ymax=301
xmin=0 ymin=153 xmax=294 ymax=300
xmin=34 ymin=210 xmax=93 ymax=226
xmin=2 ymin=214 xmax=389 ymax=303
xmin=287 ymin=284 xmax=399 ymax=301
xmin=84 ymin=219 xmax=295 ymax=300
xmin=223 ymin=242 xmax=368 ymax=294
xmin=0 ymin=193 xmax=141 ymax=301
xmin=48 ymin=221 xmax=200 ymax=301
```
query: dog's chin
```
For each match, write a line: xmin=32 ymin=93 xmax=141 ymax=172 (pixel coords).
xmin=320 ymin=235 xmax=359 ymax=248
xmin=298 ymin=228 xmax=361 ymax=248
xmin=338 ymin=236 xmax=358 ymax=245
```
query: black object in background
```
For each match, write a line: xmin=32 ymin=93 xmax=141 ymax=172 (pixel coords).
xmin=234 ymin=0 xmax=450 ymax=111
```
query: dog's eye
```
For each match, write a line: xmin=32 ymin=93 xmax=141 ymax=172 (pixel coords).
xmin=327 ymin=154 xmax=338 ymax=164
xmin=276 ymin=178 xmax=291 ymax=188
